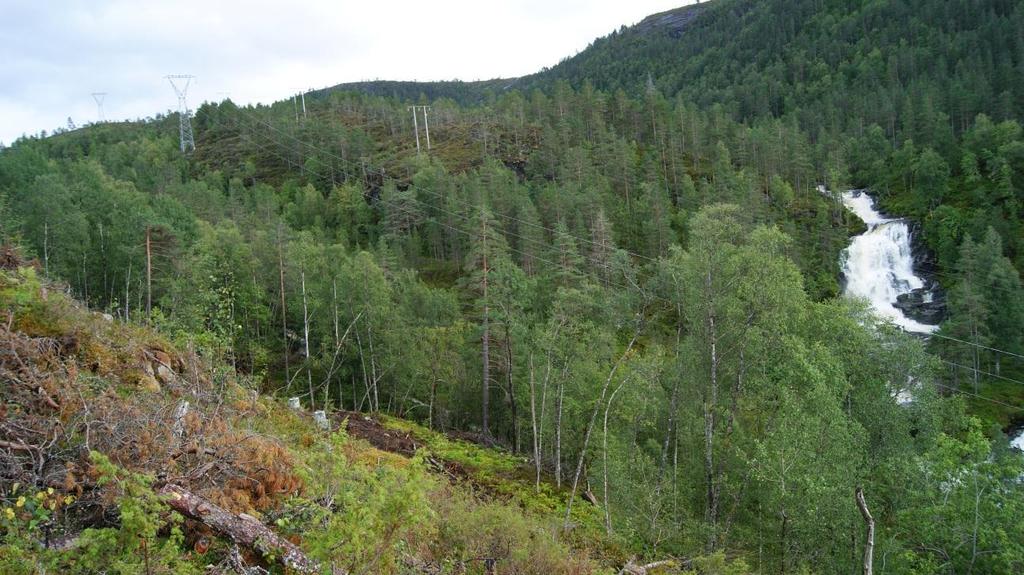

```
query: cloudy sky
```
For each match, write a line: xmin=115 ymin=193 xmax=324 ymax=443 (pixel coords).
xmin=0 ymin=0 xmax=695 ymax=145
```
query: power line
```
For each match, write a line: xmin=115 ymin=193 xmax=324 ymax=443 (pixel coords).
xmin=940 ymin=359 xmax=1024 ymax=388
xmin=931 ymin=377 xmax=1024 ymax=412
xmin=929 ymin=332 xmax=1024 ymax=361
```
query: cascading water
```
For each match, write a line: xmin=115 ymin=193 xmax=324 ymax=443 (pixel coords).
xmin=838 ymin=190 xmax=940 ymax=334
xmin=836 ymin=191 xmax=1024 ymax=448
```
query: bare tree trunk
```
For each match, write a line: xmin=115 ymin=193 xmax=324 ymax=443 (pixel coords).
xmin=367 ymin=325 xmax=380 ymax=411
xmin=565 ymin=330 xmax=640 ymax=529
xmin=529 ymin=353 xmax=541 ymax=491
xmin=855 ymin=487 xmax=874 ymax=575
xmin=124 ymin=262 xmax=131 ymax=322
xmin=603 ymin=374 xmax=628 ymax=535
xmin=504 ymin=321 xmax=519 ymax=452
xmin=429 ymin=373 xmax=438 ymax=430
xmin=43 ymin=221 xmax=49 ymax=276
xmin=481 ymin=239 xmax=490 ymax=436
xmin=555 ymin=375 xmax=564 ymax=488
xmin=704 ymin=278 xmax=720 ymax=552
xmin=301 ymin=270 xmax=314 ymax=410
xmin=145 ymin=226 xmax=152 ymax=321
xmin=356 ymin=327 xmax=369 ymax=412
xmin=277 ymin=225 xmax=289 ymax=386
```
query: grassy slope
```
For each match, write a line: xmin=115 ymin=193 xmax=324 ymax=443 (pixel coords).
xmin=0 ymin=252 xmax=623 ymax=574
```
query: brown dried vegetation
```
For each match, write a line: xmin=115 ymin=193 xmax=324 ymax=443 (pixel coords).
xmin=0 ymin=254 xmax=301 ymax=539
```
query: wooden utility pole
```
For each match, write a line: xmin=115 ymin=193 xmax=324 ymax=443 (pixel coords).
xmin=422 ymin=105 xmax=432 ymax=150
xmin=409 ymin=106 xmax=421 ymax=153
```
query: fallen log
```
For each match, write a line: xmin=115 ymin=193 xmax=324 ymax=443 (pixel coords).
xmin=618 ymin=558 xmax=678 ymax=575
xmin=158 ymin=483 xmax=319 ymax=574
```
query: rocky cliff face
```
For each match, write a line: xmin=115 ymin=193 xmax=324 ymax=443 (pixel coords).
xmin=634 ymin=4 xmax=707 ymax=38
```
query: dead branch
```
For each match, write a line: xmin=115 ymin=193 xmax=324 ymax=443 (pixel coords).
xmin=0 ymin=439 xmax=37 ymax=452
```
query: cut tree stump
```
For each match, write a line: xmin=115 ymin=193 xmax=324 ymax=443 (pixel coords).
xmin=158 ymin=483 xmax=319 ymax=574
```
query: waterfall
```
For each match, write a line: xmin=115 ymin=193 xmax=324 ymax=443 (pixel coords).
xmin=839 ymin=190 xmax=939 ymax=334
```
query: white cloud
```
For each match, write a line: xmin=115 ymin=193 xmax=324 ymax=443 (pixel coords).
xmin=0 ymin=0 xmax=693 ymax=144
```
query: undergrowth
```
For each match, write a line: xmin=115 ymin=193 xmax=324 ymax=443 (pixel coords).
xmin=0 ymin=258 xmax=750 ymax=573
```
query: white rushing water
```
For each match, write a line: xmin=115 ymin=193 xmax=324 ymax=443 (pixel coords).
xmin=1012 ymin=430 xmax=1024 ymax=452
xmin=839 ymin=190 xmax=939 ymax=334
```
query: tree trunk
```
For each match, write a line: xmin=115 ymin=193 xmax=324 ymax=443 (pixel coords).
xmin=603 ymin=375 xmax=628 ymax=535
xmin=301 ymin=270 xmax=314 ymax=410
xmin=529 ymin=353 xmax=541 ymax=490
xmin=565 ymin=330 xmax=640 ymax=529
xmin=855 ymin=487 xmax=874 ymax=575
xmin=481 ymin=243 xmax=490 ymax=436
xmin=277 ymin=225 xmax=289 ymax=386
xmin=704 ymin=272 xmax=720 ymax=552
xmin=555 ymin=375 xmax=564 ymax=488
xmin=159 ymin=484 xmax=319 ymax=574
xmin=145 ymin=226 xmax=152 ymax=322
xmin=504 ymin=321 xmax=519 ymax=452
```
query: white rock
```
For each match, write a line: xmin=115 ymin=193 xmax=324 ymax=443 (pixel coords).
xmin=288 ymin=397 xmax=301 ymax=410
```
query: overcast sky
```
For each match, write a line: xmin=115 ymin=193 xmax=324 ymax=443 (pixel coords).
xmin=0 ymin=1 xmax=695 ymax=145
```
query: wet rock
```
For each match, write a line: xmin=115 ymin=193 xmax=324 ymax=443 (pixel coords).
xmin=894 ymin=287 xmax=946 ymax=324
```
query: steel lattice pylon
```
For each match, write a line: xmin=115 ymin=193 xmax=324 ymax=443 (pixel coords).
xmin=166 ymin=75 xmax=195 ymax=153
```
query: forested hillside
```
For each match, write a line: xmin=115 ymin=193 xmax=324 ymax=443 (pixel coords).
xmin=2 ymin=0 xmax=1024 ymax=573
xmin=525 ymin=0 xmax=1024 ymax=420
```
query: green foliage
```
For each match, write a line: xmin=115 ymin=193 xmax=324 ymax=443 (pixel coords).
xmin=2 ymin=3 xmax=1023 ymax=570
xmin=296 ymin=431 xmax=434 ymax=574
xmin=70 ymin=452 xmax=198 ymax=575
xmin=0 ymin=452 xmax=198 ymax=575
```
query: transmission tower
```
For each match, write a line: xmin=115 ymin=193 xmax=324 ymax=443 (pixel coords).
xmin=166 ymin=75 xmax=196 ymax=153
xmin=91 ymin=92 xmax=107 ymax=122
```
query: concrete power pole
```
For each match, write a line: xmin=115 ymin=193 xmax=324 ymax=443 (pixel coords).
xmin=422 ymin=105 xmax=432 ymax=151
xmin=408 ymin=106 xmax=421 ymax=153
xmin=91 ymin=92 xmax=107 ymax=123
xmin=165 ymin=75 xmax=196 ymax=153
xmin=408 ymin=105 xmax=433 ymax=153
